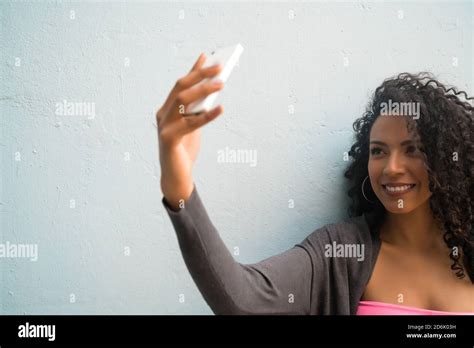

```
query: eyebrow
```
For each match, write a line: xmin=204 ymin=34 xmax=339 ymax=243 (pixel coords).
xmin=370 ymin=140 xmax=414 ymax=146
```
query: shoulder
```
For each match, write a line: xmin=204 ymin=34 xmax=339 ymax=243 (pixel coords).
xmin=298 ymin=215 xmax=374 ymax=249
xmin=294 ymin=214 xmax=381 ymax=305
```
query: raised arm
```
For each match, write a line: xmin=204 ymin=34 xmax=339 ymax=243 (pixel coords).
xmin=157 ymin=53 xmax=312 ymax=314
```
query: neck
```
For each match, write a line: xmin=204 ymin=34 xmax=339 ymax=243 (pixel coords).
xmin=380 ymin=201 xmax=444 ymax=251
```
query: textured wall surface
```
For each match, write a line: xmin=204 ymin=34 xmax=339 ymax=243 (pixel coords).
xmin=1 ymin=0 xmax=472 ymax=314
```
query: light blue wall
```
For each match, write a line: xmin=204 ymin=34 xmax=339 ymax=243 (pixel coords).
xmin=1 ymin=0 xmax=472 ymax=314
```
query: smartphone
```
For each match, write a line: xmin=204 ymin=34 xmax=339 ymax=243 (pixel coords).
xmin=185 ymin=43 xmax=244 ymax=115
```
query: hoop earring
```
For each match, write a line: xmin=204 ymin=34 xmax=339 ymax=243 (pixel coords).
xmin=362 ymin=176 xmax=375 ymax=204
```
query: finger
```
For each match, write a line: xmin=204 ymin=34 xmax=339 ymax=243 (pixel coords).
xmin=161 ymin=64 xmax=222 ymax=116
xmin=160 ymin=53 xmax=206 ymax=115
xmin=175 ymin=80 xmax=224 ymax=108
xmin=177 ymin=64 xmax=223 ymax=92
xmin=180 ymin=105 xmax=224 ymax=134
xmin=189 ymin=52 xmax=206 ymax=73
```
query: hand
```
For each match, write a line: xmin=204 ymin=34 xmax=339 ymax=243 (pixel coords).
xmin=156 ymin=53 xmax=225 ymax=210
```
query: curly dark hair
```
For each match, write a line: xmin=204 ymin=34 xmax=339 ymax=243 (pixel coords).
xmin=344 ymin=72 xmax=473 ymax=282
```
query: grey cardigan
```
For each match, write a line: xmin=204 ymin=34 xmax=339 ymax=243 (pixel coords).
xmin=162 ymin=183 xmax=382 ymax=315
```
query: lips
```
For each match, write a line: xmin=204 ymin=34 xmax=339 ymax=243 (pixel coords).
xmin=382 ymin=183 xmax=416 ymax=197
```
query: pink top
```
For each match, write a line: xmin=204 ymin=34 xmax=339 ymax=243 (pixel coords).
xmin=356 ymin=301 xmax=474 ymax=315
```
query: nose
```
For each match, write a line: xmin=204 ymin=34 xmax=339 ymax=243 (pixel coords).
xmin=383 ymin=151 xmax=406 ymax=177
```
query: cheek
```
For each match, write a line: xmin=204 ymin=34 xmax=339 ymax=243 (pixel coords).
xmin=416 ymin=163 xmax=432 ymax=194
xmin=368 ymin=159 xmax=382 ymax=183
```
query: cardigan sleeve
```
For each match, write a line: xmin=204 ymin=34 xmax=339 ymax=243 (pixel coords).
xmin=162 ymin=183 xmax=313 ymax=315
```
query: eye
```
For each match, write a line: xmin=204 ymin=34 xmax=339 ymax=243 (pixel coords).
xmin=370 ymin=147 xmax=383 ymax=156
xmin=406 ymin=145 xmax=417 ymax=153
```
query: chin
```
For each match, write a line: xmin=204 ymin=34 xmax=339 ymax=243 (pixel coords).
xmin=379 ymin=198 xmax=429 ymax=214
xmin=374 ymin=195 xmax=413 ymax=214
xmin=383 ymin=205 xmax=414 ymax=214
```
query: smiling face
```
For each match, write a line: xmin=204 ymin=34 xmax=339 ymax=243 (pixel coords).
xmin=368 ymin=116 xmax=432 ymax=214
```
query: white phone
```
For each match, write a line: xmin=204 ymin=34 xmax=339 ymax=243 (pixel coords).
xmin=185 ymin=43 xmax=244 ymax=115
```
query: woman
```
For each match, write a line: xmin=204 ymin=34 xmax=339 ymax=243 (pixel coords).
xmin=156 ymin=53 xmax=473 ymax=315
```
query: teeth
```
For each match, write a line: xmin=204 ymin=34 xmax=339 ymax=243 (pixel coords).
xmin=385 ymin=185 xmax=413 ymax=192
